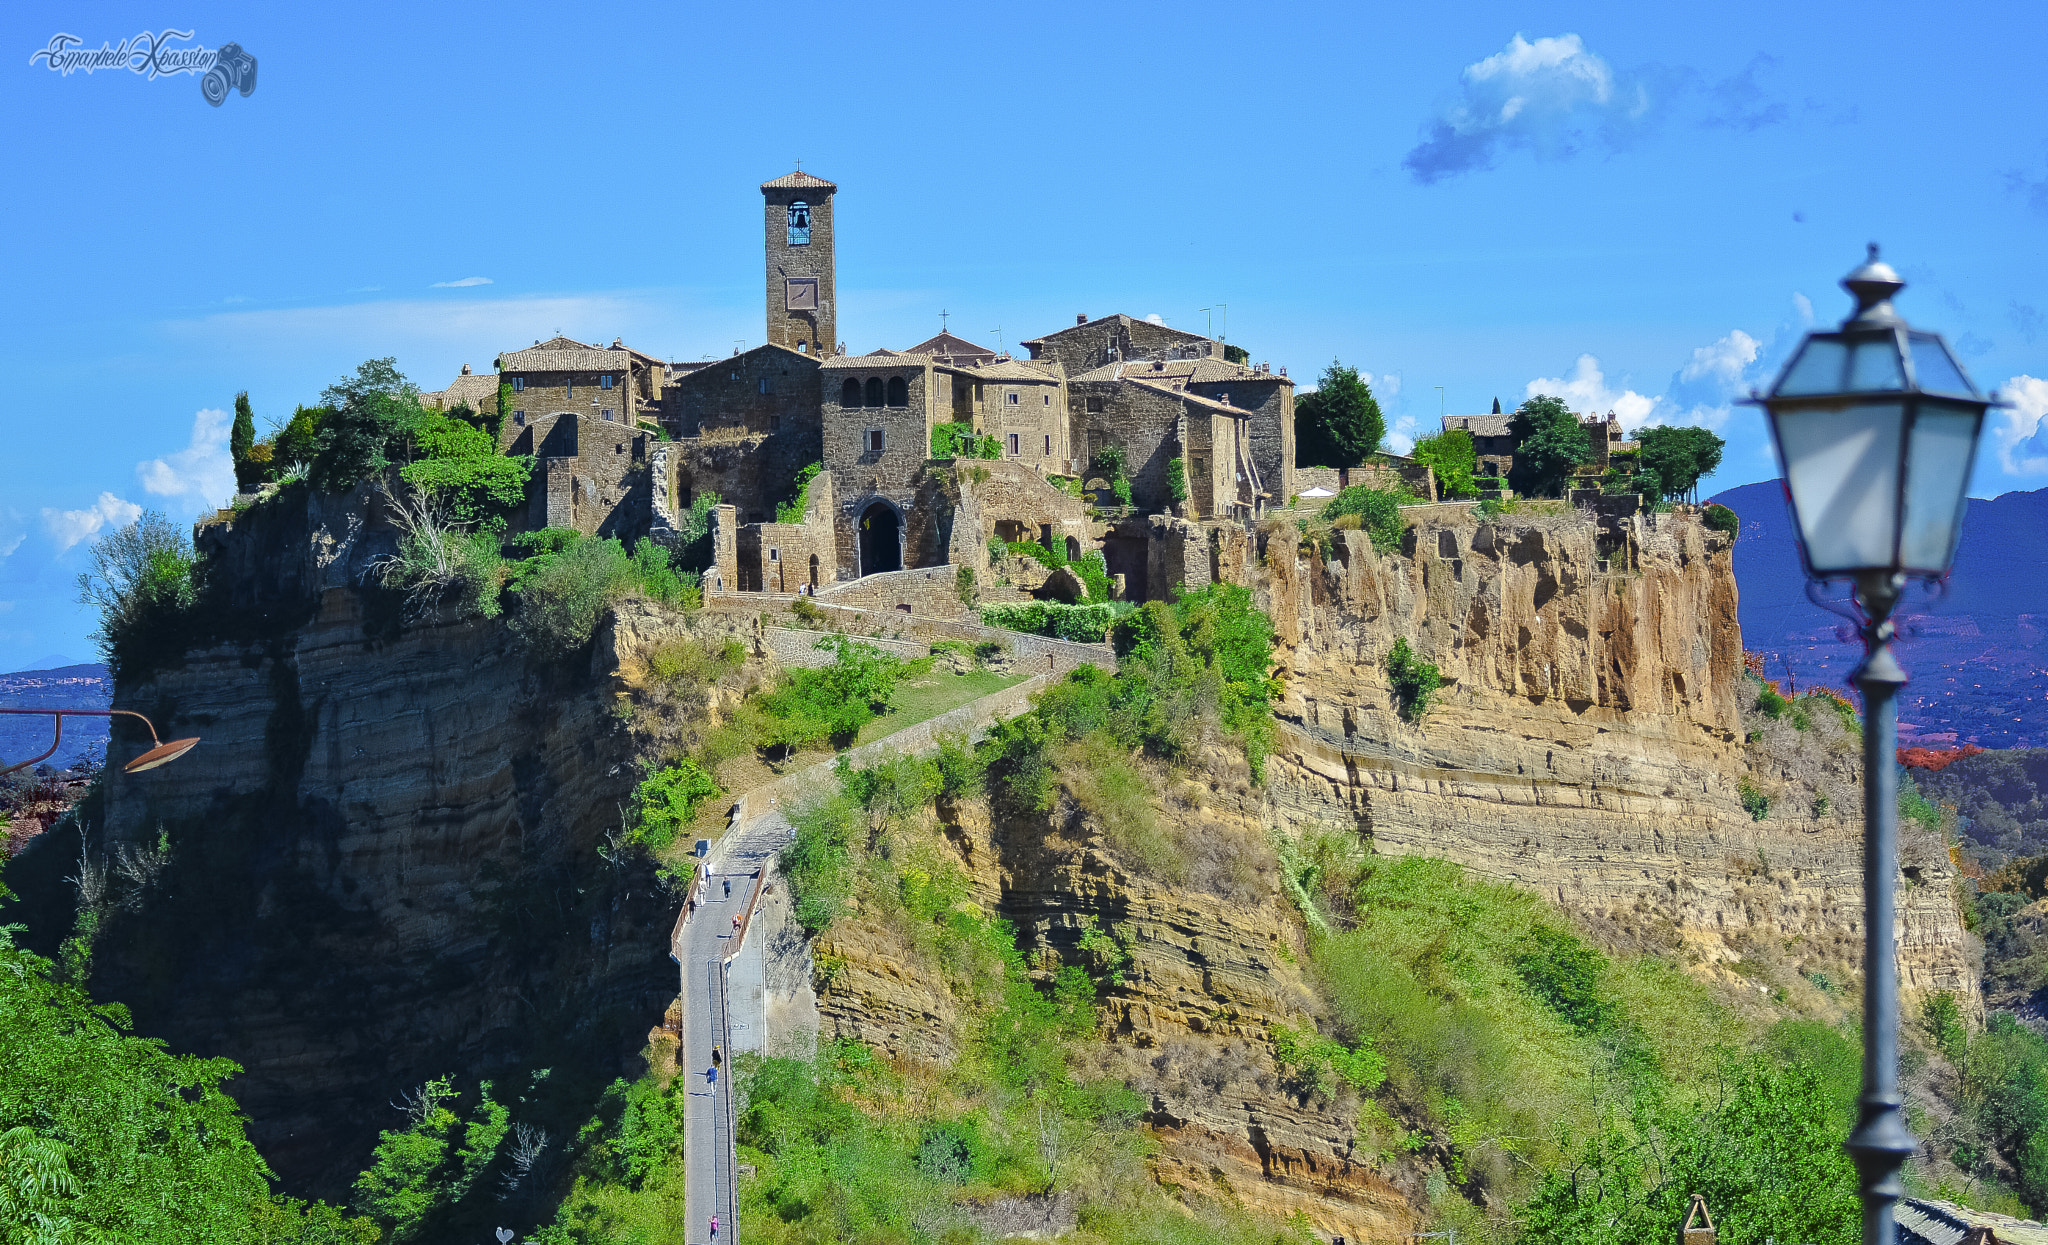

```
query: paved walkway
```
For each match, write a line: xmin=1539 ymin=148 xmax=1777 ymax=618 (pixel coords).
xmin=678 ymin=800 xmax=790 ymax=1245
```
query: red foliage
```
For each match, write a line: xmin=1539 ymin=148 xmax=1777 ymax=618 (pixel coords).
xmin=1897 ymin=743 xmax=1987 ymax=772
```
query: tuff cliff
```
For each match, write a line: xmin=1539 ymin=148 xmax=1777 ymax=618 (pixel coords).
xmin=6 ymin=490 xmax=715 ymax=1195
xmin=806 ymin=504 xmax=1978 ymax=1242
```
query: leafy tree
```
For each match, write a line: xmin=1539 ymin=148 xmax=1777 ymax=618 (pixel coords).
xmin=0 ymin=896 xmax=375 ymax=1242
xmin=75 ymin=510 xmax=196 ymax=678
xmin=1296 ymin=361 xmax=1387 ymax=468
xmin=1506 ymin=395 xmax=1592 ymax=498
xmin=1410 ymin=428 xmax=1478 ymax=498
xmin=351 ymin=1078 xmax=509 ymax=1241
xmin=275 ymin=405 xmax=326 ymax=471
xmin=631 ymin=758 xmax=721 ymax=850
xmin=1638 ymin=425 xmax=1727 ymax=502
xmin=311 ymin=358 xmax=426 ymax=492
xmin=1703 ymin=503 xmax=1740 ymax=535
xmin=231 ymin=390 xmax=259 ymax=491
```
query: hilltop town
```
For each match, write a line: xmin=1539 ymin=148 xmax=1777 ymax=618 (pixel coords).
xmin=406 ymin=169 xmax=1656 ymax=610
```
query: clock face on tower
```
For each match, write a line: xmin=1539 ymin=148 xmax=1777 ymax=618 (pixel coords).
xmin=785 ymin=278 xmax=819 ymax=311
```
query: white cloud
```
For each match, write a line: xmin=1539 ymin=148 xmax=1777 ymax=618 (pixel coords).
xmin=1992 ymin=374 xmax=2048 ymax=475
xmin=1524 ymin=354 xmax=1658 ymax=425
xmin=41 ymin=493 xmax=142 ymax=553
xmin=1144 ymin=313 xmax=1165 ymax=325
xmin=136 ymin=408 xmax=236 ymax=510
xmin=1523 ymin=331 xmax=1765 ymax=436
xmin=1404 ymin=34 xmax=1649 ymax=183
xmin=162 ymin=293 xmax=653 ymax=364
xmin=1792 ymin=292 xmax=1814 ymax=324
xmin=431 ymin=276 xmax=493 ymax=288
xmin=1387 ymin=414 xmax=1420 ymax=455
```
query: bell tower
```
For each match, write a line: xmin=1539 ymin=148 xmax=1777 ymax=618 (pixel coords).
xmin=761 ymin=170 xmax=837 ymax=357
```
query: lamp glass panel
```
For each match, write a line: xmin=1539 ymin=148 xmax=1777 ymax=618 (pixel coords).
xmin=1899 ymin=404 xmax=1980 ymax=573
xmin=1774 ymin=401 xmax=1905 ymax=573
xmin=1774 ymin=338 xmax=1848 ymax=396
xmin=1845 ymin=336 xmax=1907 ymax=392
xmin=1907 ymin=334 xmax=1976 ymax=397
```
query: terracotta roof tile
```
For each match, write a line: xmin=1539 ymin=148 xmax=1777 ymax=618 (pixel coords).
xmin=760 ymin=170 xmax=837 ymax=191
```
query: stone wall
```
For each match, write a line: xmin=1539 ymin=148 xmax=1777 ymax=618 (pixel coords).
xmin=1188 ymin=373 xmax=1293 ymax=505
xmin=1071 ymin=379 xmax=1185 ymax=513
xmin=818 ymin=564 xmax=972 ymax=619
xmin=507 ymin=413 xmax=652 ymax=538
xmin=822 ymin=357 xmax=942 ymax=578
xmin=763 ymin=626 xmax=929 ymax=668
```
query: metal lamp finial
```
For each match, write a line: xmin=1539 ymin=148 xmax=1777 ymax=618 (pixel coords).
xmin=1843 ymin=243 xmax=1906 ymax=327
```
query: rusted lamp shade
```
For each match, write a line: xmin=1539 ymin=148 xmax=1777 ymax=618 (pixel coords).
xmin=124 ymin=737 xmax=202 ymax=773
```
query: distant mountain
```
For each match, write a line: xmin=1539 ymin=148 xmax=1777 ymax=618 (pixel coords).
xmin=0 ymin=662 xmax=112 ymax=772
xmin=1709 ymin=481 xmax=2048 ymax=748
xmin=10 ymin=653 xmax=82 ymax=674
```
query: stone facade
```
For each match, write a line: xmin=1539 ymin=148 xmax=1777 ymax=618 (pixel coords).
xmin=820 ymin=353 xmax=940 ymax=578
xmin=662 ymin=344 xmax=823 ymax=521
xmin=419 ymin=363 xmax=500 ymax=415
xmin=762 ymin=171 xmax=837 ymax=357
xmin=498 ymin=336 xmax=662 ymax=434
xmin=1021 ymin=313 xmax=1219 ymax=374
xmin=504 ymin=412 xmax=652 ymax=537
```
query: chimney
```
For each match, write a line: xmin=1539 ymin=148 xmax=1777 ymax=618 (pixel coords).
xmin=613 ymin=337 xmax=624 ymax=349
xmin=1076 ymin=313 xmax=1087 ymax=325
xmin=460 ymin=363 xmax=471 ymax=375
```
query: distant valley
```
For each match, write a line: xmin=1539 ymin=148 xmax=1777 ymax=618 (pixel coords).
xmin=1711 ymin=480 xmax=2048 ymax=748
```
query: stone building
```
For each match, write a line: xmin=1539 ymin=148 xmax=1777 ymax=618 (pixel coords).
xmin=419 ymin=363 xmax=499 ymax=415
xmin=497 ymin=336 xmax=665 ymax=435
xmin=1440 ymin=409 xmax=1637 ymax=484
xmin=662 ymin=344 xmax=823 ymax=522
xmin=1068 ymin=359 xmax=1285 ymax=518
xmin=1021 ymin=313 xmax=1220 ymax=374
xmin=762 ymin=171 xmax=838 ymax=357
xmin=904 ymin=331 xmax=996 ymax=369
xmin=503 ymin=412 xmax=654 ymax=538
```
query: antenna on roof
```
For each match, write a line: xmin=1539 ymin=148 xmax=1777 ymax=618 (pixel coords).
xmin=990 ymin=325 xmax=1003 ymax=355
xmin=1435 ymin=386 xmax=1446 ymax=422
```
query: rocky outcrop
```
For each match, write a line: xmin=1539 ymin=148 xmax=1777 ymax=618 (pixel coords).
xmin=1251 ymin=504 xmax=1977 ymax=1010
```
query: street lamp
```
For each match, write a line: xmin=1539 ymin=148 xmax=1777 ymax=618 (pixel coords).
xmin=0 ymin=708 xmax=201 ymax=778
xmin=1750 ymin=245 xmax=1992 ymax=1245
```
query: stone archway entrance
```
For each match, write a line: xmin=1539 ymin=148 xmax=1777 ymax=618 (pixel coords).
xmin=859 ymin=502 xmax=901 ymax=575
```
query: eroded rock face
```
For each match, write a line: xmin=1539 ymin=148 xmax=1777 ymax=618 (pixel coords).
xmin=812 ymin=506 xmax=1979 ymax=1239
xmin=1254 ymin=507 xmax=1977 ymax=1013
xmin=80 ymin=584 xmax=678 ymax=1196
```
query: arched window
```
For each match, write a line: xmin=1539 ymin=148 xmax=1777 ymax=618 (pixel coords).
xmin=797 ymin=340 xmax=808 ymax=353
xmin=841 ymin=378 xmax=862 ymax=407
xmin=787 ymin=201 xmax=811 ymax=246
xmin=864 ymin=377 xmax=885 ymax=407
xmin=886 ymin=376 xmax=908 ymax=407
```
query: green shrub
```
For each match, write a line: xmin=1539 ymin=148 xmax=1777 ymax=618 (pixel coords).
xmin=980 ymin=601 xmax=1120 ymax=642
xmin=781 ymin=794 xmax=860 ymax=933
xmin=1092 ymin=445 xmax=1133 ymax=507
xmin=1756 ymin=685 xmax=1789 ymax=718
xmin=1516 ymin=927 xmax=1615 ymax=1032
xmin=1270 ymin=1022 xmax=1388 ymax=1097
xmin=930 ymin=422 xmax=1000 ymax=459
xmin=756 ymin=636 xmax=923 ymax=753
xmin=75 ymin=510 xmax=198 ymax=680
xmin=774 ymin=461 xmax=823 ymax=523
xmin=1900 ymin=771 xmax=1944 ymax=832
xmin=632 ymin=758 xmax=721 ymax=850
xmin=956 ymin=564 xmax=977 ymax=604
xmin=1321 ymin=486 xmax=1406 ymax=553
xmin=398 ymin=455 xmax=532 ymax=527
xmin=1385 ymin=637 xmax=1440 ymax=722
xmin=1703 ymin=503 xmax=1740 ymax=535
xmin=1738 ymin=776 xmax=1771 ymax=820
xmin=1167 ymin=455 xmax=1189 ymax=503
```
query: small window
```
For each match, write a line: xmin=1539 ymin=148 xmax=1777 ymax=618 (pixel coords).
xmin=769 ymin=547 xmax=779 ymax=562
xmin=886 ymin=376 xmax=908 ymax=407
xmin=842 ymin=378 xmax=862 ymax=407
xmin=1007 ymin=433 xmax=1020 ymax=455
xmin=1194 ymin=457 xmax=1205 ymax=476
xmin=865 ymin=377 xmax=885 ymax=407
xmin=513 ymin=410 xmax=526 ymax=426
xmin=759 ymin=377 xmax=773 ymax=395
xmin=798 ymin=340 xmax=808 ymax=353
xmin=1006 ymin=392 xmax=1019 ymax=405
xmin=566 ymin=380 xmax=575 ymax=398
xmin=1044 ymin=434 xmax=1051 ymax=455
xmin=1085 ymin=396 xmax=1103 ymax=413
xmin=600 ymin=374 xmax=614 ymax=390
xmin=602 ymin=408 xmax=614 ymax=421
xmin=787 ymin=200 xmax=811 ymax=246
xmin=865 ymin=428 xmax=885 ymax=453
xmin=1043 ymin=394 xmax=1051 ymax=405
xmin=511 ymin=377 xmax=525 ymax=393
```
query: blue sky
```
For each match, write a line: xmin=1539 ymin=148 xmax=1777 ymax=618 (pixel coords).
xmin=4 ymin=0 xmax=2046 ymax=672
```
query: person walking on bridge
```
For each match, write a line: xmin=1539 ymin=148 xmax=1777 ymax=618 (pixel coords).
xmin=710 ymin=1214 xmax=719 ymax=1241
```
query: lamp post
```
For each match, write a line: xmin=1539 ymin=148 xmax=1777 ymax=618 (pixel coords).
xmin=0 ymin=708 xmax=200 ymax=777
xmin=1750 ymin=246 xmax=1992 ymax=1245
